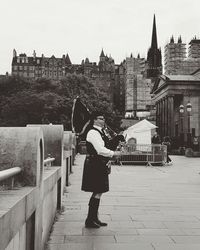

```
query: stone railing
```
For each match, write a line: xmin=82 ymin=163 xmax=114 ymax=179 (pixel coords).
xmin=0 ymin=125 xmax=76 ymax=250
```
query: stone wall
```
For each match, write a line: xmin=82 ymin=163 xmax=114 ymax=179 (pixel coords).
xmin=0 ymin=125 xmax=76 ymax=250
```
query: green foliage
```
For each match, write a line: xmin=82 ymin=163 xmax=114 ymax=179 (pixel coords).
xmin=0 ymin=74 xmax=121 ymax=131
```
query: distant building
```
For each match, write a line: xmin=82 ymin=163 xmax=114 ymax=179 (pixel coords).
xmin=125 ymin=55 xmax=153 ymax=117
xmin=164 ymin=36 xmax=200 ymax=75
xmin=11 ymin=48 xmax=122 ymax=112
xmin=11 ymin=15 xmax=164 ymax=118
xmin=151 ymin=71 xmax=200 ymax=149
xmin=188 ymin=37 xmax=200 ymax=58
xmin=113 ymin=61 xmax=126 ymax=113
xmin=12 ymin=49 xmax=81 ymax=80
xmin=124 ymin=14 xmax=161 ymax=119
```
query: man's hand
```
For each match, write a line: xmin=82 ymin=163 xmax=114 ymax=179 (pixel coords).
xmin=113 ymin=151 xmax=121 ymax=159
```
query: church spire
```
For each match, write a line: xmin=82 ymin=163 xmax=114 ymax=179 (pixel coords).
xmin=178 ymin=35 xmax=182 ymax=43
xmin=151 ymin=14 xmax=158 ymax=49
xmin=65 ymin=53 xmax=72 ymax=65
xmin=170 ymin=35 xmax=174 ymax=43
xmin=100 ymin=49 xmax=105 ymax=57
xmin=147 ymin=14 xmax=162 ymax=78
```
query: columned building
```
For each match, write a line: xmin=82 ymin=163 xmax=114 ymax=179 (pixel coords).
xmin=151 ymin=73 xmax=200 ymax=149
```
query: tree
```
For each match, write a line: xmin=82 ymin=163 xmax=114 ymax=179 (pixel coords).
xmin=0 ymin=74 xmax=121 ymax=131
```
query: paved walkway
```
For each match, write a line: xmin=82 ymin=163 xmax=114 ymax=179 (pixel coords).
xmin=46 ymin=154 xmax=200 ymax=250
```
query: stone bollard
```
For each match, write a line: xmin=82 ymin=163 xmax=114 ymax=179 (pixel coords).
xmin=27 ymin=124 xmax=64 ymax=166
xmin=63 ymin=131 xmax=73 ymax=151
xmin=0 ymin=127 xmax=44 ymax=187
xmin=0 ymin=127 xmax=44 ymax=250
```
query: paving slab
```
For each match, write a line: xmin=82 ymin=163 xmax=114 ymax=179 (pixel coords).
xmin=46 ymin=154 xmax=200 ymax=249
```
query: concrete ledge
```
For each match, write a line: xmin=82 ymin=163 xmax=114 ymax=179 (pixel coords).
xmin=0 ymin=187 xmax=34 ymax=250
xmin=0 ymin=167 xmax=61 ymax=250
xmin=43 ymin=167 xmax=61 ymax=197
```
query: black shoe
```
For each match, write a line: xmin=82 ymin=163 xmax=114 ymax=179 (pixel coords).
xmin=95 ymin=219 xmax=107 ymax=226
xmin=85 ymin=219 xmax=100 ymax=228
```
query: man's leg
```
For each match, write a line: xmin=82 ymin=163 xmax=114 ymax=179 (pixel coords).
xmin=85 ymin=193 xmax=101 ymax=228
xmin=93 ymin=193 xmax=107 ymax=226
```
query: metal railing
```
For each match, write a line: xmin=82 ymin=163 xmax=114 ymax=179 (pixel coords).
xmin=119 ymin=144 xmax=167 ymax=166
xmin=0 ymin=157 xmax=56 ymax=184
xmin=44 ymin=157 xmax=55 ymax=169
xmin=0 ymin=167 xmax=21 ymax=182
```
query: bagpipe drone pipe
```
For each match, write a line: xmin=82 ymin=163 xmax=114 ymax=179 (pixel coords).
xmin=71 ymin=96 xmax=125 ymax=151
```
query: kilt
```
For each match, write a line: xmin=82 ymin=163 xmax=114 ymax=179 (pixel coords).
xmin=81 ymin=155 xmax=109 ymax=193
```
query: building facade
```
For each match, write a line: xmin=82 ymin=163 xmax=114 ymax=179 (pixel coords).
xmin=12 ymin=49 xmax=119 ymax=110
xmin=164 ymin=37 xmax=200 ymax=75
xmin=11 ymin=15 xmax=162 ymax=118
xmin=151 ymin=72 xmax=200 ymax=149
xmin=124 ymin=14 xmax=162 ymax=119
xmin=125 ymin=55 xmax=153 ymax=117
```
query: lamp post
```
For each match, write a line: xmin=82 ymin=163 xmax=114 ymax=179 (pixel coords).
xmin=179 ymin=102 xmax=192 ymax=148
xmin=179 ymin=104 xmax=184 ymax=147
xmin=186 ymin=102 xmax=192 ymax=147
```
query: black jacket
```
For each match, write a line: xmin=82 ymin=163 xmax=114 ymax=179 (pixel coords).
xmin=81 ymin=127 xmax=110 ymax=193
xmin=152 ymin=135 xmax=161 ymax=144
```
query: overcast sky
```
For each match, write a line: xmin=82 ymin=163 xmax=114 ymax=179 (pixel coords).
xmin=1 ymin=0 xmax=200 ymax=74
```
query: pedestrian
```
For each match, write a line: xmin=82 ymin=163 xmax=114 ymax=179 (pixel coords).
xmin=81 ymin=111 xmax=121 ymax=228
xmin=162 ymin=136 xmax=172 ymax=165
xmin=151 ymin=131 xmax=161 ymax=144
xmin=151 ymin=131 xmax=161 ymax=156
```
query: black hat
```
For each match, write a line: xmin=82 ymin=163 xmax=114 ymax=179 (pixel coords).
xmin=90 ymin=111 xmax=104 ymax=121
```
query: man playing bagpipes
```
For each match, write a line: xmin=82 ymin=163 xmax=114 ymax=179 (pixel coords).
xmin=71 ymin=97 xmax=125 ymax=228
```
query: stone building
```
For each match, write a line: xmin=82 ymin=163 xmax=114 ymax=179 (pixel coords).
xmin=124 ymin=14 xmax=161 ymax=119
xmin=113 ymin=61 xmax=126 ymax=113
xmin=125 ymin=55 xmax=152 ymax=117
xmin=11 ymin=15 xmax=162 ymax=118
xmin=151 ymin=72 xmax=200 ymax=149
xmin=164 ymin=36 xmax=200 ymax=75
xmin=12 ymin=49 xmax=76 ymax=79
xmin=188 ymin=37 xmax=200 ymax=58
xmin=12 ymin=48 xmax=121 ymax=111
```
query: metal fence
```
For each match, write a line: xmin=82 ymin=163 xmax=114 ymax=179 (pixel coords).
xmin=119 ymin=144 xmax=167 ymax=166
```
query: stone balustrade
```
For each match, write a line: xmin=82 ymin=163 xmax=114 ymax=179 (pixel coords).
xmin=0 ymin=125 xmax=76 ymax=250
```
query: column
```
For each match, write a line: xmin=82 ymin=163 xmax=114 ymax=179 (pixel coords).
xmin=157 ymin=101 xmax=161 ymax=136
xmin=166 ymin=97 xmax=169 ymax=136
xmin=168 ymin=96 xmax=174 ymax=138
xmin=161 ymin=98 xmax=165 ymax=139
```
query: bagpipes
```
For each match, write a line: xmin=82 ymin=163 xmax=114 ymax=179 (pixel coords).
xmin=71 ymin=96 xmax=125 ymax=151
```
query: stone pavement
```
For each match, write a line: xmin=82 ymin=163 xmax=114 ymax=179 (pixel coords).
xmin=46 ymin=154 xmax=200 ymax=250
